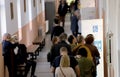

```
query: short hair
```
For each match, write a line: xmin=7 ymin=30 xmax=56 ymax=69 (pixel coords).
xmin=54 ymin=17 xmax=60 ymax=24
xmin=68 ymin=35 xmax=74 ymax=44
xmin=3 ymin=33 xmax=11 ymax=40
xmin=60 ymin=47 xmax=68 ymax=53
xmin=59 ymin=33 xmax=67 ymax=41
xmin=85 ymin=34 xmax=94 ymax=44
xmin=78 ymin=48 xmax=87 ymax=57
xmin=60 ymin=55 xmax=70 ymax=67
xmin=77 ymin=35 xmax=84 ymax=43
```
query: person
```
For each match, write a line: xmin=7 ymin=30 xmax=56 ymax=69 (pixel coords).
xmin=68 ymin=35 xmax=77 ymax=55
xmin=72 ymin=35 xmax=85 ymax=56
xmin=50 ymin=33 xmax=72 ymax=64
xmin=48 ymin=36 xmax=60 ymax=65
xmin=51 ymin=47 xmax=80 ymax=77
xmin=51 ymin=17 xmax=64 ymax=40
xmin=2 ymin=33 xmax=18 ymax=77
xmin=69 ymin=1 xmax=75 ymax=20
xmin=76 ymin=48 xmax=95 ymax=77
xmin=55 ymin=55 xmax=76 ymax=77
xmin=85 ymin=34 xmax=100 ymax=77
xmin=58 ymin=0 xmax=68 ymax=27
xmin=69 ymin=1 xmax=75 ymax=14
xmin=74 ymin=0 xmax=80 ymax=11
xmin=16 ymin=44 xmax=37 ymax=77
xmin=71 ymin=10 xmax=80 ymax=37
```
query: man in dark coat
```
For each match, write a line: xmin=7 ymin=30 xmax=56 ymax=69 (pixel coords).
xmin=58 ymin=0 xmax=68 ymax=27
xmin=2 ymin=33 xmax=18 ymax=77
xmin=16 ymin=44 xmax=37 ymax=77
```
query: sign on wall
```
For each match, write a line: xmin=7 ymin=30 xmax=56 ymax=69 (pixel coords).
xmin=79 ymin=19 xmax=104 ymax=77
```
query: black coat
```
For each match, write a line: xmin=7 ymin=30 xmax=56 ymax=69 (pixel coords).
xmin=50 ymin=41 xmax=72 ymax=64
xmin=58 ymin=3 xmax=68 ymax=16
xmin=2 ymin=40 xmax=17 ymax=65
xmin=51 ymin=26 xmax=64 ymax=40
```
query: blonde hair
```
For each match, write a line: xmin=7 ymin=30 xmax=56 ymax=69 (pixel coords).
xmin=77 ymin=35 xmax=84 ymax=43
xmin=60 ymin=55 xmax=70 ymax=67
xmin=60 ymin=47 xmax=68 ymax=53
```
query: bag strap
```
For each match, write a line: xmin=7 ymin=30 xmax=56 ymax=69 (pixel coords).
xmin=79 ymin=45 xmax=93 ymax=61
xmin=60 ymin=67 xmax=66 ymax=77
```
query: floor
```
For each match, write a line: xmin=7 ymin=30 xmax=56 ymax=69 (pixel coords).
xmin=27 ymin=13 xmax=71 ymax=77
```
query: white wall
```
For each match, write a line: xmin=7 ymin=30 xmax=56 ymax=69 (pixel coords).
xmin=1 ymin=0 xmax=7 ymax=38
xmin=5 ymin=0 xmax=18 ymax=34
xmin=80 ymin=0 xmax=96 ymax=20
xmin=37 ymin=0 xmax=42 ymax=15
xmin=0 ymin=0 xmax=45 ymax=39
xmin=19 ymin=0 xmax=35 ymax=27
xmin=0 ymin=0 xmax=45 ymax=76
xmin=103 ymin=0 xmax=120 ymax=77
xmin=117 ymin=0 xmax=120 ymax=77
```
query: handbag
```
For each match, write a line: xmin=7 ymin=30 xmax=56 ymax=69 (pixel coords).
xmin=47 ymin=52 xmax=51 ymax=62
xmin=60 ymin=67 xmax=66 ymax=77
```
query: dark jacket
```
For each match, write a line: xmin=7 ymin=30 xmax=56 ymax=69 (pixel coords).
xmin=51 ymin=26 xmax=64 ymax=40
xmin=58 ymin=3 xmax=68 ymax=16
xmin=2 ymin=40 xmax=17 ymax=65
xmin=2 ymin=40 xmax=17 ymax=56
xmin=16 ymin=44 xmax=28 ymax=64
xmin=85 ymin=44 xmax=100 ymax=66
xmin=2 ymin=40 xmax=18 ymax=77
xmin=71 ymin=15 xmax=79 ymax=36
xmin=50 ymin=41 xmax=72 ymax=64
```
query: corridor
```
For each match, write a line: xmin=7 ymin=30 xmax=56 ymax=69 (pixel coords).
xmin=30 ymin=13 xmax=72 ymax=77
xmin=1 ymin=0 xmax=120 ymax=77
xmin=31 ymin=13 xmax=103 ymax=77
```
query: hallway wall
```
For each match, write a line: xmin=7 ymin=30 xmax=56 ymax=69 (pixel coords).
xmin=103 ymin=0 xmax=120 ymax=77
xmin=0 ymin=0 xmax=46 ymax=77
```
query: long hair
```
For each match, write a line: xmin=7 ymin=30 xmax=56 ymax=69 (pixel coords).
xmin=60 ymin=55 xmax=70 ymax=67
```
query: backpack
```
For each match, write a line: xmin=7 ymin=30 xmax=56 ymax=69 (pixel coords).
xmin=79 ymin=45 xmax=93 ymax=61
xmin=16 ymin=44 xmax=28 ymax=64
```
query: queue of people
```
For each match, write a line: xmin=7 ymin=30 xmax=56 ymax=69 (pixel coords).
xmin=48 ymin=33 xmax=100 ymax=77
xmin=48 ymin=0 xmax=100 ymax=77
xmin=2 ymin=32 xmax=100 ymax=77
xmin=2 ymin=0 xmax=100 ymax=77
